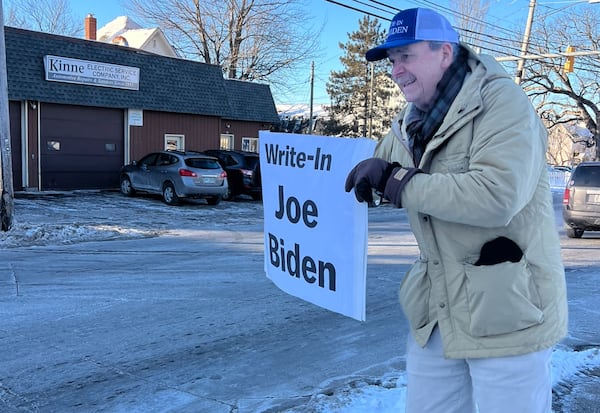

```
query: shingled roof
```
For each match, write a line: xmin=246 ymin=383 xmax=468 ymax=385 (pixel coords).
xmin=224 ymin=79 xmax=280 ymax=124
xmin=4 ymin=26 xmax=279 ymax=123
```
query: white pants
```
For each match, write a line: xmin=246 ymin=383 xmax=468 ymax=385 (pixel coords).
xmin=405 ymin=327 xmax=553 ymax=413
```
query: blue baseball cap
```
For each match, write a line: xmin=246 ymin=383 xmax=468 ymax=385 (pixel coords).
xmin=366 ymin=8 xmax=460 ymax=61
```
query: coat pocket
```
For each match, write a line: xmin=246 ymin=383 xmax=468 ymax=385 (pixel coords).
xmin=399 ymin=259 xmax=431 ymax=331
xmin=464 ymin=258 xmax=544 ymax=337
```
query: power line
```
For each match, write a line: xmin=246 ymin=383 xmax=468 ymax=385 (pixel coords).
xmin=358 ymin=0 xmax=401 ymax=13
xmin=324 ymin=0 xmax=599 ymax=62
xmin=323 ymin=0 xmax=391 ymax=20
xmin=347 ymin=0 xmax=398 ymax=15
xmin=324 ymin=0 xmax=523 ymax=57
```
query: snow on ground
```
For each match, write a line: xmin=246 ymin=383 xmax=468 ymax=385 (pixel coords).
xmin=0 ymin=221 xmax=156 ymax=247
xmin=300 ymin=347 xmax=600 ymax=412
xmin=2 ymin=188 xmax=598 ymax=412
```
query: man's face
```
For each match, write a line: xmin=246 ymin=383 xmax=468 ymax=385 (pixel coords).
xmin=387 ymin=41 xmax=454 ymax=111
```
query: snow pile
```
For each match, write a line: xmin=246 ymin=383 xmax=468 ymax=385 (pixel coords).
xmin=0 ymin=221 xmax=158 ymax=248
xmin=300 ymin=347 xmax=600 ymax=412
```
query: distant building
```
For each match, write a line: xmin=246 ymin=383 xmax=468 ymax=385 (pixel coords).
xmin=276 ymin=104 xmax=329 ymax=134
xmin=546 ymin=122 xmax=595 ymax=167
xmin=5 ymin=18 xmax=279 ymax=191
xmin=91 ymin=15 xmax=178 ymax=58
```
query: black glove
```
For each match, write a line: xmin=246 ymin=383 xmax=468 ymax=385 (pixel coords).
xmin=345 ymin=158 xmax=423 ymax=207
xmin=344 ymin=158 xmax=400 ymax=203
xmin=474 ymin=237 xmax=523 ymax=266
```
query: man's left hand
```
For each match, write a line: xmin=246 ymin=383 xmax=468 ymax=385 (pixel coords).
xmin=344 ymin=158 xmax=399 ymax=203
xmin=345 ymin=158 xmax=423 ymax=207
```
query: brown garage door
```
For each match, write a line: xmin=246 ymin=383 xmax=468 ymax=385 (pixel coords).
xmin=40 ymin=104 xmax=124 ymax=190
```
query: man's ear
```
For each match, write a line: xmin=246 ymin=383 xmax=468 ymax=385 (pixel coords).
xmin=440 ymin=43 xmax=455 ymax=69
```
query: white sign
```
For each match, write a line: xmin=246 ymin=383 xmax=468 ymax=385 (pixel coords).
xmin=128 ymin=109 xmax=144 ymax=126
xmin=43 ymin=55 xmax=140 ymax=90
xmin=260 ymin=131 xmax=376 ymax=321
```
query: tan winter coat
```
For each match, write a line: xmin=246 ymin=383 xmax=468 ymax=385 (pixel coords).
xmin=374 ymin=46 xmax=568 ymax=359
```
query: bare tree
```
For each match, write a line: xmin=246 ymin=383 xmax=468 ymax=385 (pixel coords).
xmin=125 ymin=0 xmax=320 ymax=86
xmin=450 ymin=0 xmax=491 ymax=50
xmin=522 ymin=5 xmax=600 ymax=161
xmin=3 ymin=0 xmax=81 ymax=36
xmin=544 ymin=121 xmax=584 ymax=166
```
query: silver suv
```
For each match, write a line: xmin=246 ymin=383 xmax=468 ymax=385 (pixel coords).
xmin=119 ymin=151 xmax=228 ymax=205
xmin=562 ymin=161 xmax=600 ymax=238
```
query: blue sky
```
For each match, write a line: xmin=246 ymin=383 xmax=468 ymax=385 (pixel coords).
xmin=67 ymin=1 xmax=559 ymax=105
xmin=70 ymin=0 xmax=375 ymax=105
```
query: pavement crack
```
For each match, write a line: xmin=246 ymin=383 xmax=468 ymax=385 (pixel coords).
xmin=9 ymin=263 xmax=19 ymax=296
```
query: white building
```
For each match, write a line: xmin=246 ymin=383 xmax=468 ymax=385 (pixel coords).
xmin=85 ymin=14 xmax=177 ymax=58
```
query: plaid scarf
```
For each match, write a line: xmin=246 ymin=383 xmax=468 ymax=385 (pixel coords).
xmin=406 ymin=46 xmax=470 ymax=166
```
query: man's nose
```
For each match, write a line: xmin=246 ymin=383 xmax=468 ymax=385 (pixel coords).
xmin=392 ymin=62 xmax=405 ymax=77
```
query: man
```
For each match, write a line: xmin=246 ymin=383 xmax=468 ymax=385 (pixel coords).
xmin=345 ymin=8 xmax=568 ymax=413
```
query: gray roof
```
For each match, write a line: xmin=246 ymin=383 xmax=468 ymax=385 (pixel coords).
xmin=224 ymin=79 xmax=280 ymax=124
xmin=4 ymin=26 xmax=279 ymax=123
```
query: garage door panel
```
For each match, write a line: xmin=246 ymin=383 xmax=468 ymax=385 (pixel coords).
xmin=41 ymin=104 xmax=123 ymax=190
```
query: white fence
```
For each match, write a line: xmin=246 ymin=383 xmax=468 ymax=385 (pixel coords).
xmin=548 ymin=169 xmax=571 ymax=192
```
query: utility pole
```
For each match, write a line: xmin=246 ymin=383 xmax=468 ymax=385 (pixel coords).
xmin=515 ymin=0 xmax=537 ymax=84
xmin=368 ymin=63 xmax=374 ymax=139
xmin=513 ymin=0 xmax=599 ymax=83
xmin=0 ymin=2 xmax=15 ymax=231
xmin=362 ymin=64 xmax=369 ymax=137
xmin=308 ymin=61 xmax=314 ymax=134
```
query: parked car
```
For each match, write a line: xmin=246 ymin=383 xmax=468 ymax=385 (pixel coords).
xmin=119 ymin=151 xmax=228 ymax=205
xmin=562 ymin=161 xmax=600 ymax=238
xmin=202 ymin=149 xmax=262 ymax=200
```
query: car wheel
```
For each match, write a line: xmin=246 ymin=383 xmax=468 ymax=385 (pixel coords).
xmin=120 ymin=175 xmax=135 ymax=196
xmin=566 ymin=227 xmax=584 ymax=238
xmin=206 ymin=196 xmax=221 ymax=206
xmin=162 ymin=183 xmax=179 ymax=205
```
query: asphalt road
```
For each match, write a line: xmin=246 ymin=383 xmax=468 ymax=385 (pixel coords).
xmin=0 ymin=191 xmax=599 ymax=413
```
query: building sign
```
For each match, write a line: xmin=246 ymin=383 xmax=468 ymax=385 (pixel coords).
xmin=128 ymin=109 xmax=144 ymax=126
xmin=260 ymin=131 xmax=376 ymax=321
xmin=43 ymin=55 xmax=140 ymax=91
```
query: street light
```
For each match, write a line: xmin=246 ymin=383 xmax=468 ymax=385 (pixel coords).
xmin=514 ymin=0 xmax=599 ymax=84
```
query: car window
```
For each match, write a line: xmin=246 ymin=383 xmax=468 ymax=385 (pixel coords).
xmin=244 ymin=156 xmax=259 ymax=169
xmin=139 ymin=153 xmax=159 ymax=166
xmin=572 ymin=166 xmax=600 ymax=187
xmin=223 ymin=155 xmax=238 ymax=167
xmin=157 ymin=153 xmax=174 ymax=166
xmin=204 ymin=151 xmax=224 ymax=163
xmin=185 ymin=158 xmax=221 ymax=169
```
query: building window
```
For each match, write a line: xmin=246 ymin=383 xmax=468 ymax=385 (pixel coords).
xmin=242 ymin=137 xmax=258 ymax=153
xmin=220 ymin=134 xmax=234 ymax=149
xmin=165 ymin=134 xmax=184 ymax=151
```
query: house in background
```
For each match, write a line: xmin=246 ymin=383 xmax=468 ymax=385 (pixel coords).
xmin=5 ymin=18 xmax=279 ymax=191
xmin=546 ymin=122 xmax=596 ymax=167
xmin=90 ymin=14 xmax=178 ymax=58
